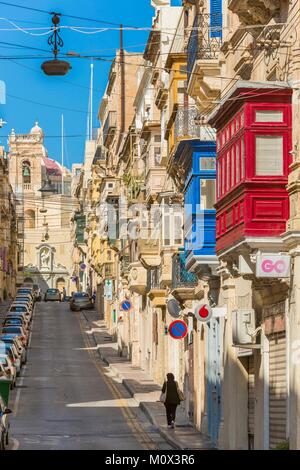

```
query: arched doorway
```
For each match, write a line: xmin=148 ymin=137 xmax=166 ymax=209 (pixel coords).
xmin=56 ymin=277 xmax=66 ymax=293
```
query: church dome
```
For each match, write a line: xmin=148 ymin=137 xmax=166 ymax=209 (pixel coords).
xmin=30 ymin=121 xmax=44 ymax=136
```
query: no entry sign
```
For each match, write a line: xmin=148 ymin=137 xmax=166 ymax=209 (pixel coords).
xmin=120 ymin=299 xmax=132 ymax=312
xmin=169 ymin=320 xmax=188 ymax=340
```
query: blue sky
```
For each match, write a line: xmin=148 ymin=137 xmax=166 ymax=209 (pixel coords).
xmin=0 ymin=0 xmax=169 ymax=168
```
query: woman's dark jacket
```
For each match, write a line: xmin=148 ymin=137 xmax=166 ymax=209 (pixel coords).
xmin=162 ymin=380 xmax=180 ymax=405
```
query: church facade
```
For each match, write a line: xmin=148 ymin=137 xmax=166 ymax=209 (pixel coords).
xmin=8 ymin=122 xmax=73 ymax=295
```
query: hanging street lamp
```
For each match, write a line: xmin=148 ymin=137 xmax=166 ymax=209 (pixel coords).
xmin=41 ymin=13 xmax=71 ymax=76
xmin=38 ymin=174 xmax=57 ymax=214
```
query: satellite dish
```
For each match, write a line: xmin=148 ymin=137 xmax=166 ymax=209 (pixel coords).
xmin=166 ymin=297 xmax=181 ymax=319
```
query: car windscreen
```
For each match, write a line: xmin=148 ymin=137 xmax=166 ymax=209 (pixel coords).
xmin=0 ymin=342 xmax=13 ymax=355
xmin=74 ymin=293 xmax=89 ymax=298
xmin=1 ymin=327 xmax=22 ymax=334
xmin=5 ymin=320 xmax=23 ymax=325
xmin=10 ymin=306 xmax=27 ymax=312
xmin=47 ymin=289 xmax=59 ymax=294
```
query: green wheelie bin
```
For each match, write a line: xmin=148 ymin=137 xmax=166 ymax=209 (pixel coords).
xmin=0 ymin=378 xmax=12 ymax=406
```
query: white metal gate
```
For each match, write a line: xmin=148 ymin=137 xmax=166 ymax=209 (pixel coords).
xmin=269 ymin=333 xmax=287 ymax=449
xmin=248 ymin=354 xmax=255 ymax=449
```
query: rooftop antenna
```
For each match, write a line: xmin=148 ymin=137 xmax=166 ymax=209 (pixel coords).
xmin=61 ymin=114 xmax=64 ymax=195
xmin=90 ymin=61 xmax=94 ymax=140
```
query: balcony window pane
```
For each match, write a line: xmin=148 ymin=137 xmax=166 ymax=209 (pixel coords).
xmin=231 ymin=148 xmax=235 ymax=187
xmin=241 ymin=138 xmax=245 ymax=179
xmin=255 ymin=110 xmax=283 ymax=123
xmin=222 ymin=157 xmax=225 ymax=195
xmin=236 ymin=143 xmax=240 ymax=183
xmin=226 ymin=153 xmax=230 ymax=191
xmin=200 ymin=179 xmax=216 ymax=209
xmin=256 ymin=135 xmax=283 ymax=176
xmin=217 ymin=160 xmax=221 ymax=198
xmin=174 ymin=214 xmax=183 ymax=245
xmin=163 ymin=213 xmax=170 ymax=246
xmin=200 ymin=157 xmax=216 ymax=170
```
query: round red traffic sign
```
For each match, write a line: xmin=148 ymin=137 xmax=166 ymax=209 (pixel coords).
xmin=120 ymin=299 xmax=132 ymax=312
xmin=169 ymin=320 xmax=188 ymax=340
xmin=194 ymin=303 xmax=213 ymax=323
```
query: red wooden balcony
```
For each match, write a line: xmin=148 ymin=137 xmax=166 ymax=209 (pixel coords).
xmin=208 ymin=83 xmax=292 ymax=254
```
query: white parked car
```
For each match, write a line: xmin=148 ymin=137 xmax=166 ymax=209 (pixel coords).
xmin=0 ymin=354 xmax=16 ymax=388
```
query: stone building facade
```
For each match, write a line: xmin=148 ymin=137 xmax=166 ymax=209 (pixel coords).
xmin=8 ymin=123 xmax=73 ymax=295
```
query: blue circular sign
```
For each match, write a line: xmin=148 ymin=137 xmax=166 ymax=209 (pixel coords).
xmin=169 ymin=320 xmax=188 ymax=340
xmin=120 ymin=300 xmax=132 ymax=312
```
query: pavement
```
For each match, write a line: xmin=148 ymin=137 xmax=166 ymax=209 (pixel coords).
xmin=81 ymin=309 xmax=215 ymax=451
xmin=1 ymin=301 xmax=172 ymax=450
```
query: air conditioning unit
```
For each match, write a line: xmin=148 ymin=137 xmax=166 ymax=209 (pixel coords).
xmin=232 ymin=309 xmax=256 ymax=346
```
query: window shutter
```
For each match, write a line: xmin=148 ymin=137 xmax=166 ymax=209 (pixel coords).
xmin=256 ymin=135 xmax=283 ymax=176
xmin=200 ymin=179 xmax=216 ymax=210
xmin=210 ymin=0 xmax=222 ymax=38
xmin=255 ymin=110 xmax=283 ymax=123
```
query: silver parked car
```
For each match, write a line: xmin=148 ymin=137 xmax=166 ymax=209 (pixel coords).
xmin=69 ymin=292 xmax=93 ymax=311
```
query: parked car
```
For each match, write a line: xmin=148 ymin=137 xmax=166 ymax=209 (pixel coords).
xmin=0 ymin=337 xmax=25 ymax=368
xmin=0 ymin=355 xmax=16 ymax=389
xmin=3 ymin=318 xmax=29 ymax=333
xmin=0 ymin=393 xmax=11 ymax=450
xmin=0 ymin=363 xmax=10 ymax=380
xmin=9 ymin=305 xmax=31 ymax=315
xmin=10 ymin=304 xmax=32 ymax=317
xmin=0 ymin=326 xmax=28 ymax=347
xmin=5 ymin=313 xmax=30 ymax=327
xmin=0 ymin=342 xmax=21 ymax=376
xmin=16 ymin=289 xmax=34 ymax=301
xmin=14 ymin=296 xmax=33 ymax=307
xmin=44 ymin=288 xmax=61 ymax=302
xmin=69 ymin=292 xmax=93 ymax=311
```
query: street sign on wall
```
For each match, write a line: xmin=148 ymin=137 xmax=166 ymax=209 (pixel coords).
xmin=169 ymin=320 xmax=188 ymax=340
xmin=104 ymin=280 xmax=113 ymax=300
xmin=256 ymin=255 xmax=290 ymax=278
xmin=194 ymin=303 xmax=213 ymax=323
xmin=120 ymin=299 xmax=132 ymax=312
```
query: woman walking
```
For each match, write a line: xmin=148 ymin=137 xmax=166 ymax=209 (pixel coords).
xmin=161 ymin=373 xmax=184 ymax=429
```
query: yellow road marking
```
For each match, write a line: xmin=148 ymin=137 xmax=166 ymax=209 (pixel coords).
xmin=78 ymin=314 xmax=157 ymax=450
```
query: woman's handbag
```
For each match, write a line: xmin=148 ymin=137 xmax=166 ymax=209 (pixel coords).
xmin=159 ymin=382 xmax=167 ymax=403
xmin=176 ymin=381 xmax=185 ymax=402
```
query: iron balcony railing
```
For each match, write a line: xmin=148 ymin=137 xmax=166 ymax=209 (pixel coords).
xmin=174 ymin=106 xmax=204 ymax=140
xmin=172 ymin=252 xmax=198 ymax=289
xmin=187 ymin=13 xmax=222 ymax=84
xmin=103 ymin=111 xmax=117 ymax=145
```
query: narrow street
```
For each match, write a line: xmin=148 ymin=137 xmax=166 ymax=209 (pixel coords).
xmin=6 ymin=302 xmax=171 ymax=450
